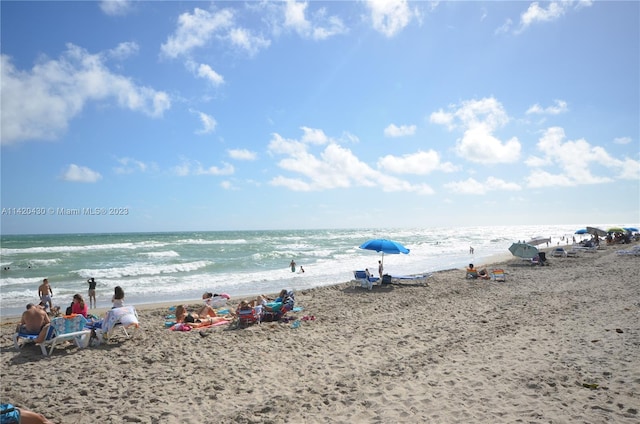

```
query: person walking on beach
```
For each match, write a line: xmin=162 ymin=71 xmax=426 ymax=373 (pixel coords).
xmin=38 ymin=278 xmax=53 ymax=312
xmin=378 ymin=260 xmax=383 ymax=278
xmin=290 ymin=259 xmax=296 ymax=273
xmin=86 ymin=277 xmax=97 ymax=309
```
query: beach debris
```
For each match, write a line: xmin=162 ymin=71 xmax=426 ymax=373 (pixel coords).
xmin=582 ymin=383 xmax=599 ymax=390
xmin=615 ymin=328 xmax=624 ymax=333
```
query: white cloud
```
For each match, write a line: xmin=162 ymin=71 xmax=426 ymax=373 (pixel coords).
xmin=100 ymin=0 xmax=132 ymax=16
xmin=365 ymin=0 xmax=420 ymax=37
xmin=107 ymin=42 xmax=139 ymax=60
xmin=431 ymin=97 xmax=521 ymax=164
xmin=227 ymin=27 xmax=271 ymax=56
xmin=526 ymin=99 xmax=568 ymax=115
xmin=525 ymin=126 xmax=640 ymax=187
xmin=300 ymin=126 xmax=331 ymax=145
xmin=444 ymin=177 xmax=521 ymax=195
xmin=190 ymin=62 xmax=225 ymax=86
xmin=172 ymin=158 xmax=234 ymax=176
xmin=0 ymin=45 xmax=170 ymax=145
xmin=384 ymin=123 xmax=416 ymax=137
xmin=283 ymin=1 xmax=347 ymax=40
xmin=517 ymin=1 xmax=592 ymax=33
xmin=160 ymin=8 xmax=234 ymax=59
xmin=267 ymin=129 xmax=434 ymax=194
xmin=60 ymin=164 xmax=102 ymax=183
xmin=190 ymin=109 xmax=217 ymax=134
xmin=613 ymin=137 xmax=632 ymax=145
xmin=228 ymin=149 xmax=257 ymax=161
xmin=113 ymin=157 xmax=151 ymax=175
xmin=378 ymin=150 xmax=458 ymax=175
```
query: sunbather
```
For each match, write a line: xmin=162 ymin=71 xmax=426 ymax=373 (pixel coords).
xmin=175 ymin=305 xmax=230 ymax=327
xmin=16 ymin=303 xmax=50 ymax=343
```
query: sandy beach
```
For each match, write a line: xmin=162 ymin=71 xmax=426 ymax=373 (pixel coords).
xmin=1 ymin=244 xmax=639 ymax=423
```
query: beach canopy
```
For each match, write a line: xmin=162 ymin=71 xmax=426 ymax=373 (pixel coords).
xmin=525 ymin=237 xmax=551 ymax=246
xmin=359 ymin=238 xmax=409 ymax=266
xmin=586 ymin=226 xmax=607 ymax=237
xmin=508 ymin=242 xmax=539 ymax=259
xmin=607 ymin=227 xmax=625 ymax=233
xmin=575 ymin=228 xmax=588 ymax=234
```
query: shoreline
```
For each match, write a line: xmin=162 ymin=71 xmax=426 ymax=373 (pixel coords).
xmin=0 ymin=250 xmax=517 ymax=323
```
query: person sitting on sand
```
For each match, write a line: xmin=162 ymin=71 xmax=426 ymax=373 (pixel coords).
xmin=175 ymin=305 xmax=230 ymax=327
xmin=71 ymin=293 xmax=88 ymax=317
xmin=16 ymin=303 xmax=50 ymax=343
xmin=466 ymin=264 xmax=478 ymax=279
xmin=477 ymin=268 xmax=490 ymax=280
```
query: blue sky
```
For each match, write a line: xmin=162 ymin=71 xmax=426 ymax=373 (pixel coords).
xmin=1 ymin=0 xmax=638 ymax=235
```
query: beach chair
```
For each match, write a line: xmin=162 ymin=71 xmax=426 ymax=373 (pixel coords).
xmin=466 ymin=271 xmax=478 ymax=279
xmin=261 ymin=291 xmax=295 ymax=322
xmin=551 ymin=247 xmax=567 ymax=257
xmin=353 ymin=270 xmax=379 ymax=289
xmin=490 ymin=269 xmax=506 ymax=282
xmin=389 ymin=273 xmax=432 ymax=284
xmin=13 ymin=314 xmax=92 ymax=356
xmin=235 ymin=306 xmax=262 ymax=328
xmin=95 ymin=306 xmax=140 ymax=343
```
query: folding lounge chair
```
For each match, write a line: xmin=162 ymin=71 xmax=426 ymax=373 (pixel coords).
xmin=261 ymin=291 xmax=295 ymax=322
xmin=95 ymin=306 xmax=140 ymax=343
xmin=389 ymin=273 xmax=432 ymax=284
xmin=14 ymin=315 xmax=92 ymax=356
xmin=353 ymin=270 xmax=379 ymax=290
xmin=236 ymin=306 xmax=262 ymax=328
xmin=490 ymin=269 xmax=506 ymax=282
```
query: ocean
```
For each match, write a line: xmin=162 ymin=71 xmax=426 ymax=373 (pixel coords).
xmin=0 ymin=225 xmax=607 ymax=317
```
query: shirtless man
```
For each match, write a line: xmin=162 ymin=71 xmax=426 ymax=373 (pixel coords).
xmin=38 ymin=278 xmax=53 ymax=312
xmin=16 ymin=303 xmax=50 ymax=343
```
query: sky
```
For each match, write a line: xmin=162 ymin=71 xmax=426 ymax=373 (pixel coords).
xmin=1 ymin=0 xmax=639 ymax=235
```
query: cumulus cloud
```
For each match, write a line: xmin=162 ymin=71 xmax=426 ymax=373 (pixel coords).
xmin=113 ymin=157 xmax=152 ymax=175
xmin=161 ymin=7 xmax=270 ymax=59
xmin=1 ymin=44 xmax=170 ymax=145
xmin=228 ymin=149 xmax=257 ymax=161
xmin=60 ymin=164 xmax=102 ymax=183
xmin=364 ymin=0 xmax=421 ymax=37
xmin=384 ymin=123 xmax=416 ymax=137
xmin=172 ymin=158 xmax=234 ymax=176
xmin=525 ymin=126 xmax=640 ymax=187
xmin=100 ymin=0 xmax=132 ymax=16
xmin=613 ymin=137 xmax=632 ymax=145
xmin=430 ymin=97 xmax=521 ymax=164
xmin=267 ymin=129 xmax=434 ymax=194
xmin=378 ymin=150 xmax=458 ymax=175
xmin=526 ymin=99 xmax=568 ymax=115
xmin=189 ymin=109 xmax=217 ymax=134
xmin=282 ymin=0 xmax=347 ymax=40
xmin=516 ymin=1 xmax=592 ymax=33
xmin=160 ymin=8 xmax=235 ymax=59
xmin=444 ymin=176 xmax=521 ymax=195
xmin=186 ymin=61 xmax=225 ymax=86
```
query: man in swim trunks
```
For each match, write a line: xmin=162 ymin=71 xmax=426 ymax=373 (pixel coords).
xmin=16 ymin=303 xmax=51 ymax=343
xmin=38 ymin=278 xmax=53 ymax=312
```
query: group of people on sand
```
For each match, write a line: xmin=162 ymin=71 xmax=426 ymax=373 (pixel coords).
xmin=466 ymin=264 xmax=490 ymax=280
xmin=172 ymin=289 xmax=294 ymax=328
xmin=34 ymin=277 xmax=127 ymax=318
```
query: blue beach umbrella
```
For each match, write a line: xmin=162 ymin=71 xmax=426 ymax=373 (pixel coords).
xmin=623 ymin=227 xmax=638 ymax=232
xmin=574 ymin=229 xmax=588 ymax=234
xmin=359 ymin=238 xmax=409 ymax=267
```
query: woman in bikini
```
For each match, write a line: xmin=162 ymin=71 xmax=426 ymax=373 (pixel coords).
xmin=174 ymin=305 xmax=230 ymax=328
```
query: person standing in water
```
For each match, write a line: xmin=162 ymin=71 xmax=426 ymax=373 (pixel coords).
xmin=290 ymin=259 xmax=296 ymax=272
xmin=86 ymin=277 xmax=97 ymax=309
